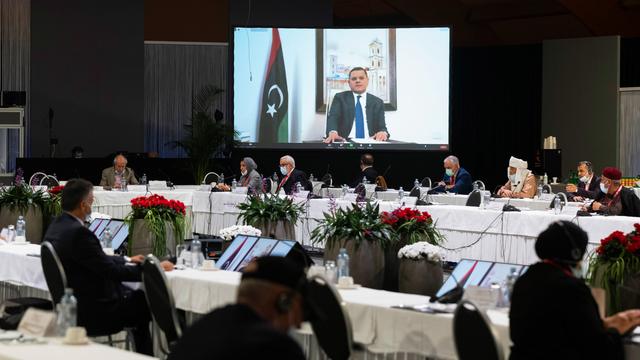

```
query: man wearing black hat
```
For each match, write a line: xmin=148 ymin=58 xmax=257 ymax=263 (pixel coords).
xmin=509 ymin=221 xmax=640 ymax=359
xmin=587 ymin=166 xmax=640 ymax=217
xmin=168 ymin=256 xmax=307 ymax=359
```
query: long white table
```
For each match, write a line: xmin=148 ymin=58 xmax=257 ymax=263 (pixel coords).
xmin=0 ymin=338 xmax=155 ymax=360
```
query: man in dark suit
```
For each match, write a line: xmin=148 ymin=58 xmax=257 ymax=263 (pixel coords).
xmin=566 ymin=160 xmax=600 ymax=200
xmin=168 ymin=256 xmax=308 ymax=360
xmin=586 ymin=167 xmax=640 ymax=217
xmin=276 ymin=155 xmax=311 ymax=195
xmin=433 ymin=155 xmax=473 ymax=195
xmin=323 ymin=67 xmax=388 ymax=143
xmin=43 ymin=178 xmax=173 ymax=355
xmin=351 ymin=153 xmax=378 ymax=187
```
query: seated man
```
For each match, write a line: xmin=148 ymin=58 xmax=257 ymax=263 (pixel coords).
xmin=323 ymin=67 xmax=388 ymax=143
xmin=432 ymin=155 xmax=472 ymax=195
xmin=350 ymin=153 xmax=378 ymax=187
xmin=216 ymin=157 xmax=263 ymax=194
xmin=43 ymin=179 xmax=173 ymax=355
xmin=586 ymin=167 xmax=640 ymax=217
xmin=276 ymin=155 xmax=311 ymax=195
xmin=566 ymin=161 xmax=600 ymax=201
xmin=510 ymin=221 xmax=640 ymax=359
xmin=100 ymin=154 xmax=138 ymax=188
xmin=497 ymin=156 xmax=536 ymax=199
xmin=168 ymin=256 xmax=308 ymax=359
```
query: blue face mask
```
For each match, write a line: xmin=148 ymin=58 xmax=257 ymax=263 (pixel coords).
xmin=445 ymin=169 xmax=454 ymax=177
xmin=280 ymin=166 xmax=288 ymax=175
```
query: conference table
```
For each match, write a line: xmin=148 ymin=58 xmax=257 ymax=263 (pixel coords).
xmin=0 ymin=337 xmax=154 ymax=360
xmin=1 ymin=243 xmax=639 ymax=359
xmin=90 ymin=188 xmax=640 ymax=266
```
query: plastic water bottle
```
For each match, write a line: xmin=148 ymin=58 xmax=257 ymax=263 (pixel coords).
xmin=543 ymin=173 xmax=548 ymax=185
xmin=272 ymin=172 xmax=278 ymax=181
xmin=6 ymin=225 xmax=15 ymax=243
xmin=414 ymin=179 xmax=420 ymax=189
xmin=218 ymin=173 xmax=225 ymax=184
xmin=501 ymin=267 xmax=519 ymax=307
xmin=15 ymin=215 xmax=26 ymax=242
xmin=554 ymin=196 xmax=562 ymax=215
xmin=337 ymin=248 xmax=350 ymax=278
xmin=398 ymin=186 xmax=405 ymax=201
xmin=309 ymin=174 xmax=315 ymax=182
xmin=231 ymin=178 xmax=238 ymax=191
xmin=473 ymin=182 xmax=479 ymax=191
xmin=101 ymin=228 xmax=113 ymax=249
xmin=537 ymin=183 xmax=543 ymax=199
xmin=342 ymin=185 xmax=348 ymax=198
xmin=121 ymin=179 xmax=128 ymax=192
xmin=140 ymin=173 xmax=147 ymax=185
xmin=191 ymin=237 xmax=204 ymax=269
xmin=362 ymin=176 xmax=368 ymax=185
xmin=295 ymin=181 xmax=302 ymax=194
xmin=56 ymin=288 xmax=77 ymax=336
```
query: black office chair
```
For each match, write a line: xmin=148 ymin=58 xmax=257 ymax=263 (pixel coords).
xmin=466 ymin=189 xmax=482 ymax=207
xmin=409 ymin=186 xmax=421 ymax=198
xmin=40 ymin=241 xmax=133 ymax=349
xmin=453 ymin=300 xmax=504 ymax=360
xmin=421 ymin=177 xmax=432 ymax=188
xmin=307 ymin=275 xmax=356 ymax=360
xmin=142 ymin=255 xmax=183 ymax=356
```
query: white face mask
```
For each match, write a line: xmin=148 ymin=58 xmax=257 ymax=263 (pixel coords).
xmin=580 ymin=175 xmax=590 ymax=183
xmin=508 ymin=172 xmax=517 ymax=184
xmin=280 ymin=166 xmax=288 ymax=175
xmin=241 ymin=170 xmax=248 ymax=176
xmin=600 ymin=183 xmax=609 ymax=194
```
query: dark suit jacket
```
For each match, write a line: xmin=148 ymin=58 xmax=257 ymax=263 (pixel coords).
xmin=350 ymin=166 xmax=378 ymax=188
xmin=432 ymin=167 xmax=473 ymax=195
xmin=168 ymin=304 xmax=305 ymax=360
xmin=43 ymin=213 xmax=142 ymax=333
xmin=326 ymin=91 xmax=387 ymax=138
xmin=574 ymin=176 xmax=600 ymax=199
xmin=510 ymin=263 xmax=623 ymax=360
xmin=591 ymin=186 xmax=640 ymax=217
xmin=277 ymin=168 xmax=311 ymax=195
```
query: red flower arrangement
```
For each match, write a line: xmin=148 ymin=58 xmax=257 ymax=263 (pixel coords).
xmin=130 ymin=194 xmax=186 ymax=216
xmin=48 ymin=185 xmax=65 ymax=196
xmin=380 ymin=207 xmax=443 ymax=245
xmin=594 ymin=225 xmax=640 ymax=258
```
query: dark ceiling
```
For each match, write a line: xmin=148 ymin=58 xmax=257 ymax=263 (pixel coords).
xmin=333 ymin=0 xmax=640 ymax=45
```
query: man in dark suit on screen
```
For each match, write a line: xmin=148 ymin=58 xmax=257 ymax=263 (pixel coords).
xmin=323 ymin=67 xmax=388 ymax=143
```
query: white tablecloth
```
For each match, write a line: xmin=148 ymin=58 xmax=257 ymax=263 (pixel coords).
xmin=0 ymin=338 xmax=155 ymax=360
xmin=0 ymin=244 xmax=46 ymax=290
xmin=92 ymin=189 xmax=194 ymax=219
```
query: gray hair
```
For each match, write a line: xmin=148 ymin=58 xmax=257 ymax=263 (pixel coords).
xmin=242 ymin=157 xmax=258 ymax=172
xmin=280 ymin=155 xmax=295 ymax=168
xmin=577 ymin=161 xmax=593 ymax=175
xmin=113 ymin=154 xmax=127 ymax=165
xmin=444 ymin=155 xmax=459 ymax=165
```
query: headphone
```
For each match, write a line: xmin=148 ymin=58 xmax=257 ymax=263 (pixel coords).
xmin=274 ymin=273 xmax=308 ymax=315
xmin=554 ymin=221 xmax=582 ymax=263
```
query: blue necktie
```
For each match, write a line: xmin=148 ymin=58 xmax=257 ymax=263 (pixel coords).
xmin=355 ymin=95 xmax=364 ymax=138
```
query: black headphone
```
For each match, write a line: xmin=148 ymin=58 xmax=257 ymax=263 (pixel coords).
xmin=554 ymin=221 xmax=582 ymax=263
xmin=274 ymin=273 xmax=308 ymax=315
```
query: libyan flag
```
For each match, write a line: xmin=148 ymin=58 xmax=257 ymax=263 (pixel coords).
xmin=258 ymin=28 xmax=288 ymax=143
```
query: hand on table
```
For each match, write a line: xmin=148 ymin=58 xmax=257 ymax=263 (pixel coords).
xmin=323 ymin=131 xmax=344 ymax=144
xmin=129 ymin=255 xmax=145 ymax=264
xmin=373 ymin=131 xmax=388 ymax=141
xmin=216 ymin=183 xmax=231 ymax=191
xmin=566 ymin=184 xmax=578 ymax=193
xmin=573 ymin=196 xmax=585 ymax=202
xmin=592 ymin=201 xmax=602 ymax=211
xmin=604 ymin=309 xmax=640 ymax=334
xmin=161 ymin=260 xmax=174 ymax=272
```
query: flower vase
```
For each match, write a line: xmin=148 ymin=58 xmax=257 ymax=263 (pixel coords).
xmin=398 ymin=259 xmax=443 ymax=296
xmin=0 ymin=205 xmax=43 ymax=243
xmin=324 ymin=238 xmax=385 ymax=289
xmin=383 ymin=237 xmax=407 ymax=291
xmin=130 ymin=219 xmax=179 ymax=257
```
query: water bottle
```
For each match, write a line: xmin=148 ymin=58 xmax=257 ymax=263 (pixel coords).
xmin=414 ymin=179 xmax=420 ymax=189
xmin=501 ymin=267 xmax=519 ymax=307
xmin=324 ymin=260 xmax=337 ymax=284
xmin=101 ymin=228 xmax=113 ymax=249
xmin=554 ymin=196 xmax=562 ymax=215
xmin=398 ymin=186 xmax=405 ymax=201
xmin=537 ymin=183 xmax=543 ymax=199
xmin=342 ymin=185 xmax=348 ymax=198
xmin=272 ymin=172 xmax=278 ymax=181
xmin=337 ymin=248 xmax=350 ymax=278
xmin=6 ymin=225 xmax=15 ymax=243
xmin=295 ymin=181 xmax=302 ymax=194
xmin=121 ymin=179 xmax=128 ymax=192
xmin=231 ymin=179 xmax=238 ymax=191
xmin=191 ymin=237 xmax=204 ymax=268
xmin=309 ymin=174 xmax=315 ymax=182
xmin=543 ymin=173 xmax=548 ymax=185
xmin=56 ymin=288 xmax=77 ymax=336
xmin=361 ymin=176 xmax=367 ymax=185
xmin=473 ymin=182 xmax=479 ymax=191
xmin=218 ymin=173 xmax=225 ymax=184
xmin=140 ymin=173 xmax=147 ymax=185
xmin=15 ymin=215 xmax=26 ymax=242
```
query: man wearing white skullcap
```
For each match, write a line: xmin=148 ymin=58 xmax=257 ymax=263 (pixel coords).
xmin=497 ymin=156 xmax=537 ymax=198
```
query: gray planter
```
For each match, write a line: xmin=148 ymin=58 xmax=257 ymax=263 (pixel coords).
xmin=0 ymin=205 xmax=43 ymax=244
xmin=383 ymin=239 xmax=407 ymax=292
xmin=257 ymin=220 xmax=295 ymax=240
xmin=398 ymin=259 xmax=443 ymax=296
xmin=325 ymin=238 xmax=385 ymax=289
xmin=130 ymin=219 xmax=180 ymax=257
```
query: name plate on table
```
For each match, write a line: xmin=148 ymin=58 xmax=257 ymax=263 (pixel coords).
xmin=539 ymin=194 xmax=555 ymax=201
xmin=485 ymin=202 xmax=505 ymax=211
xmin=294 ymin=190 xmax=310 ymax=199
xmin=232 ymin=187 xmax=248 ymax=194
xmin=462 ymin=286 xmax=500 ymax=310
xmin=127 ymin=185 xmax=147 ymax=192
xmin=18 ymin=308 xmax=57 ymax=337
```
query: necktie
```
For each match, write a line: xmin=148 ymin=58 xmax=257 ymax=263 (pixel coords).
xmin=355 ymin=95 xmax=364 ymax=139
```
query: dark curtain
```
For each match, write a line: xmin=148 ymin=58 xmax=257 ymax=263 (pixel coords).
xmin=621 ymin=37 xmax=640 ymax=88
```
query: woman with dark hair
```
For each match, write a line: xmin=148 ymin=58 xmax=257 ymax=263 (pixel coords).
xmin=509 ymin=221 xmax=640 ymax=359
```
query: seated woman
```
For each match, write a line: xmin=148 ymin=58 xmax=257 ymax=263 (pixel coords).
xmin=216 ymin=157 xmax=263 ymax=194
xmin=497 ymin=156 xmax=536 ymax=199
xmin=509 ymin=221 xmax=640 ymax=360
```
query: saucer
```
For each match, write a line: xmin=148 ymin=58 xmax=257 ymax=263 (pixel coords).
xmin=62 ymin=336 xmax=90 ymax=345
xmin=336 ymin=283 xmax=361 ymax=290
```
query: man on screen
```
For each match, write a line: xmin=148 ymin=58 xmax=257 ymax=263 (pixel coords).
xmin=323 ymin=67 xmax=388 ymax=143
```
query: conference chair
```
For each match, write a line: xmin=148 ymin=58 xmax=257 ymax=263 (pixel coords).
xmin=307 ymin=275 xmax=356 ymax=360
xmin=201 ymin=172 xmax=220 ymax=185
xmin=40 ymin=241 xmax=134 ymax=350
xmin=421 ymin=177 xmax=432 ymax=188
xmin=453 ymin=300 xmax=504 ymax=360
xmin=465 ymin=190 xmax=482 ymax=207
xmin=141 ymin=255 xmax=183 ymax=356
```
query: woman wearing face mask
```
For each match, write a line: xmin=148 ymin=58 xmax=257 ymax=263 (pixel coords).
xmin=584 ymin=167 xmax=640 ymax=217
xmin=216 ymin=157 xmax=263 ymax=194
xmin=497 ymin=156 xmax=537 ymax=199
xmin=509 ymin=221 xmax=640 ymax=360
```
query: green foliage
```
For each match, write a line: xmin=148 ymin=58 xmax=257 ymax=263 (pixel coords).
xmin=310 ymin=201 xmax=397 ymax=249
xmin=169 ymin=85 xmax=238 ymax=183
xmin=237 ymin=194 xmax=304 ymax=228
xmin=0 ymin=184 xmax=61 ymax=231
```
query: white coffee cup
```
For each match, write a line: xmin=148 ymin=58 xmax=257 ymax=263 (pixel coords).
xmin=202 ymin=259 xmax=216 ymax=270
xmin=338 ymin=276 xmax=354 ymax=287
xmin=65 ymin=326 xmax=87 ymax=343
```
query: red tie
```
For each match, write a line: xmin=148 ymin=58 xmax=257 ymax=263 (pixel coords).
xmin=279 ymin=174 xmax=290 ymax=189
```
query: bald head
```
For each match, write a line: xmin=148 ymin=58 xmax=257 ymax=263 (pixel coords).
xmin=113 ymin=154 xmax=128 ymax=173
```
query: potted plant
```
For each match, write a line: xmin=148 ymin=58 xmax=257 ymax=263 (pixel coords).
xmin=397 ymin=242 xmax=444 ymax=296
xmin=311 ymin=201 xmax=395 ymax=289
xmin=125 ymin=194 xmax=187 ymax=257
xmin=237 ymin=194 xmax=303 ymax=240
xmin=380 ymin=207 xmax=444 ymax=291
xmin=589 ymin=224 xmax=640 ymax=314
xmin=169 ymin=85 xmax=238 ymax=184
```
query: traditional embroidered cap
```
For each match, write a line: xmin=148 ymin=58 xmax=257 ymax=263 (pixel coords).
xmin=602 ymin=167 xmax=622 ymax=181
xmin=509 ymin=156 xmax=528 ymax=169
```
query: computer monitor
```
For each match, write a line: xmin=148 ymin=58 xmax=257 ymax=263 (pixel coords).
xmin=434 ymin=259 xmax=528 ymax=299
xmin=217 ymin=236 xmax=307 ymax=272
xmin=88 ymin=218 xmax=129 ymax=251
